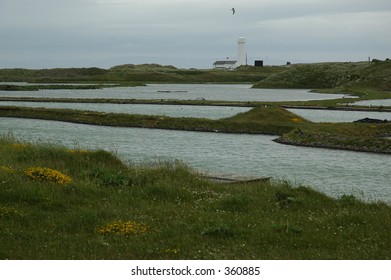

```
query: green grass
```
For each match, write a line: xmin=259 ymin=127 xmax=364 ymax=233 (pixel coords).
xmin=253 ymin=60 xmax=391 ymax=92
xmin=1 ymin=136 xmax=391 ymax=260
xmin=253 ymin=62 xmax=367 ymax=89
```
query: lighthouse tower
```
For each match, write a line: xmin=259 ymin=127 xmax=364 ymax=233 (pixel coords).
xmin=235 ymin=37 xmax=246 ymax=68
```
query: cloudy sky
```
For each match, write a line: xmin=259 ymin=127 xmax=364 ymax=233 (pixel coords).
xmin=1 ymin=0 xmax=390 ymax=69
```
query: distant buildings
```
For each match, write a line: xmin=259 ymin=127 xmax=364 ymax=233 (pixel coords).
xmin=213 ymin=37 xmax=247 ymax=69
xmin=213 ymin=60 xmax=237 ymax=70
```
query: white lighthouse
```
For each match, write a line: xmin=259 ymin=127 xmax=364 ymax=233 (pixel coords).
xmin=235 ymin=37 xmax=246 ymax=68
xmin=212 ymin=37 xmax=247 ymax=69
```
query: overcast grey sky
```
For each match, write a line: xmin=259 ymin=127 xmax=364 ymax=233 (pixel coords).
xmin=1 ymin=0 xmax=390 ymax=69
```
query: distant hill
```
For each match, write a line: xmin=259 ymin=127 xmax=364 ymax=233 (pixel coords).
xmin=0 ymin=67 xmax=109 ymax=83
xmin=1 ymin=61 xmax=390 ymax=90
xmin=0 ymin=63 xmax=282 ymax=84
xmin=252 ymin=59 xmax=391 ymax=91
xmin=109 ymin=63 xmax=177 ymax=71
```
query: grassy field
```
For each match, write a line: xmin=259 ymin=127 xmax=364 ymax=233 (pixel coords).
xmin=1 ymin=135 xmax=391 ymax=260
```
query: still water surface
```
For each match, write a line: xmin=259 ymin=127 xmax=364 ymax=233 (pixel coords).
xmin=1 ymin=117 xmax=390 ymax=204
xmin=0 ymin=101 xmax=250 ymax=120
xmin=0 ymin=84 xmax=350 ymax=102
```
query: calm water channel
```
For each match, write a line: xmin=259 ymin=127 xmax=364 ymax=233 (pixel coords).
xmin=1 ymin=117 xmax=390 ymax=204
xmin=0 ymin=84 xmax=350 ymax=102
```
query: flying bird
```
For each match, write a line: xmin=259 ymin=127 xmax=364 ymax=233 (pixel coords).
xmin=231 ymin=8 xmax=235 ymax=15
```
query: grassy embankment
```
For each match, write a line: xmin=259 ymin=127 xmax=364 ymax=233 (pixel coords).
xmin=1 ymin=136 xmax=391 ymax=260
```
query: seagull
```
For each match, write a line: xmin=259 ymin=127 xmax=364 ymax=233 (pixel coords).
xmin=231 ymin=8 xmax=235 ymax=15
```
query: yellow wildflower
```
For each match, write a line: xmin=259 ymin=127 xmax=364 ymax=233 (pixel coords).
xmin=96 ymin=220 xmax=148 ymax=236
xmin=24 ymin=167 xmax=72 ymax=184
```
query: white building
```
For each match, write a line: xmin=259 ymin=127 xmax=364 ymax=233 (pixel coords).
xmin=213 ymin=60 xmax=237 ymax=70
xmin=213 ymin=37 xmax=247 ymax=69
